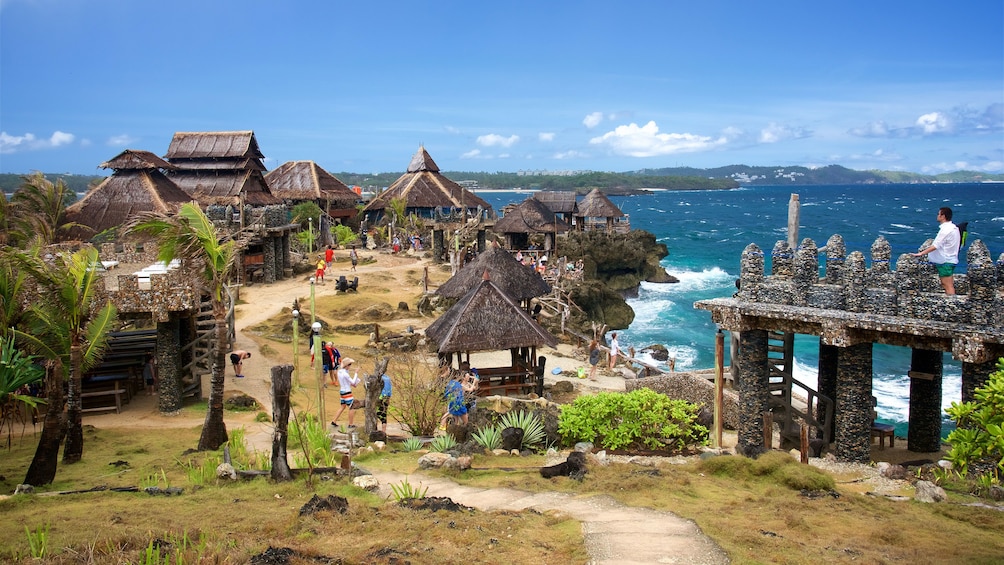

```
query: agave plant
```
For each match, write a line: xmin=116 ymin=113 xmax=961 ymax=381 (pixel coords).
xmin=500 ymin=410 xmax=546 ymax=450
xmin=472 ymin=425 xmax=503 ymax=451
xmin=401 ymin=437 xmax=424 ymax=452
xmin=429 ymin=434 xmax=457 ymax=453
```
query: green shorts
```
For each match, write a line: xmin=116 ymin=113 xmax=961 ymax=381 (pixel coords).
xmin=935 ymin=263 xmax=956 ymax=278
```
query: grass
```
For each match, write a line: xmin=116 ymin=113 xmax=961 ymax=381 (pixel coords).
xmin=0 ymin=425 xmax=585 ymax=564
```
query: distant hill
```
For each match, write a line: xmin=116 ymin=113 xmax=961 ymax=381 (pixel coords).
xmin=1 ymin=173 xmax=107 ymax=198
xmin=632 ymin=164 xmax=1004 ymax=185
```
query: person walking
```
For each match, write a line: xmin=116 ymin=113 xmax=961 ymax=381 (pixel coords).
xmin=608 ymin=332 xmax=619 ymax=370
xmin=331 ymin=358 xmax=360 ymax=429
xmin=315 ymin=256 xmax=326 ymax=283
xmin=324 ymin=245 xmax=334 ymax=269
xmin=143 ymin=354 xmax=157 ymax=395
xmin=350 ymin=246 xmax=358 ymax=271
xmin=322 ymin=341 xmax=341 ymax=387
xmin=913 ymin=206 xmax=960 ymax=295
xmin=376 ymin=372 xmax=392 ymax=435
xmin=588 ymin=339 xmax=601 ymax=380
xmin=229 ymin=350 xmax=251 ymax=378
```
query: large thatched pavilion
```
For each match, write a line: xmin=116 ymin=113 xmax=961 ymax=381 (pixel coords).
xmin=265 ymin=160 xmax=360 ymax=224
xmin=164 ymin=130 xmax=281 ymax=207
xmin=63 ymin=149 xmax=191 ymax=242
xmin=435 ymin=244 xmax=550 ymax=308
xmin=362 ymin=146 xmax=491 ymax=221
xmin=426 ymin=274 xmax=558 ymax=396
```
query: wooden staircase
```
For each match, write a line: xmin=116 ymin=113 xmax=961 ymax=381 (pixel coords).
xmin=766 ymin=331 xmax=834 ymax=449
xmin=179 ymin=292 xmax=216 ymax=399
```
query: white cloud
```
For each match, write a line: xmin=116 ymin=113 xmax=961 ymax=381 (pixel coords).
xmin=0 ymin=130 xmax=75 ymax=153
xmin=107 ymin=134 xmax=138 ymax=146
xmin=588 ymin=121 xmax=727 ymax=157
xmin=916 ymin=112 xmax=948 ymax=134
xmin=460 ymin=149 xmax=482 ymax=159
xmin=538 ymin=132 xmax=555 ymax=142
xmin=849 ymin=121 xmax=892 ymax=138
xmin=554 ymin=150 xmax=586 ymax=160
xmin=476 ymin=133 xmax=520 ymax=148
xmin=758 ymin=123 xmax=810 ymax=144
xmin=444 ymin=125 xmax=461 ymax=134
xmin=583 ymin=112 xmax=604 ymax=128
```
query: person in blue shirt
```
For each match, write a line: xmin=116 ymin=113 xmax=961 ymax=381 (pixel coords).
xmin=376 ymin=372 xmax=392 ymax=434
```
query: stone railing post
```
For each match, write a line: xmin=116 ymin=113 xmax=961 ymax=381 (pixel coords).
xmin=867 ymin=236 xmax=894 ymax=287
xmin=844 ymin=251 xmax=867 ymax=312
xmin=738 ymin=243 xmax=765 ymax=302
xmin=792 ymin=238 xmax=818 ymax=306
xmin=771 ymin=240 xmax=794 ymax=277
xmin=966 ymin=240 xmax=1001 ymax=327
xmin=823 ymin=234 xmax=845 ymax=284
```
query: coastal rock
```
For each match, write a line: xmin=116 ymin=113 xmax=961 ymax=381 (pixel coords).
xmin=643 ymin=344 xmax=670 ymax=362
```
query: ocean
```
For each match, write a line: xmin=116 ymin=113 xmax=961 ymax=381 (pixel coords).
xmin=478 ymin=183 xmax=1004 ymax=437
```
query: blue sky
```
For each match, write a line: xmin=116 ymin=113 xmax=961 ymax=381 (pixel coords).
xmin=1 ymin=0 xmax=1002 ymax=176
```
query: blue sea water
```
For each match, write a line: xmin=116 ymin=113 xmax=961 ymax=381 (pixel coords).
xmin=478 ymin=183 xmax=1004 ymax=436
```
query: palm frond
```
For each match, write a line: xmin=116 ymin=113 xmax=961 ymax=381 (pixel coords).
xmin=81 ymin=302 xmax=117 ymax=373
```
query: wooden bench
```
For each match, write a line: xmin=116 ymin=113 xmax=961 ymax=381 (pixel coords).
xmin=81 ymin=381 xmax=128 ymax=414
xmin=870 ymin=423 xmax=896 ymax=449
xmin=476 ymin=366 xmax=537 ymax=397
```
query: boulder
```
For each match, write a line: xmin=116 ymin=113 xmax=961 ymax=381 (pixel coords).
xmin=353 ymin=475 xmax=380 ymax=491
xmin=914 ymin=480 xmax=947 ymax=503
xmin=418 ymin=452 xmax=453 ymax=469
xmin=501 ymin=427 xmax=524 ymax=451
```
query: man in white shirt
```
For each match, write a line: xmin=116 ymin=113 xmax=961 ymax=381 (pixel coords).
xmin=913 ymin=206 xmax=960 ymax=295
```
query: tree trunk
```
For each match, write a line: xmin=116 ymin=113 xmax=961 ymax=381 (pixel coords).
xmin=270 ymin=364 xmax=294 ymax=481
xmin=363 ymin=357 xmax=389 ymax=438
xmin=197 ymin=318 xmax=228 ymax=451
xmin=62 ymin=343 xmax=83 ymax=463
xmin=24 ymin=362 xmax=65 ymax=486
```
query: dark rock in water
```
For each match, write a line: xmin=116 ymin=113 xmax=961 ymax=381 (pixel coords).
xmin=299 ymin=494 xmax=348 ymax=516
xmin=501 ymin=427 xmax=524 ymax=451
xmin=540 ymin=451 xmax=587 ymax=480
xmin=644 ymin=344 xmax=669 ymax=361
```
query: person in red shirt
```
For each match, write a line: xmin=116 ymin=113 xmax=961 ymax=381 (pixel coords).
xmin=324 ymin=245 xmax=334 ymax=268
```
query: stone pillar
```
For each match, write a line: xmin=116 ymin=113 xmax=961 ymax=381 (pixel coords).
xmin=771 ymin=241 xmax=794 ymax=277
xmin=868 ymin=236 xmax=894 ymax=287
xmin=834 ymin=343 xmax=873 ymax=464
xmin=792 ymin=238 xmax=818 ymax=306
xmin=477 ymin=229 xmax=486 ymax=253
xmin=823 ymin=234 xmax=846 ymax=284
xmin=264 ymin=237 xmax=277 ymax=284
xmin=433 ymin=229 xmax=445 ymax=263
xmin=908 ymin=349 xmax=943 ymax=452
xmin=737 ymin=243 xmax=764 ymax=302
xmin=818 ymin=343 xmax=839 ymax=442
xmin=962 ymin=356 xmax=1000 ymax=404
xmin=737 ymin=330 xmax=770 ymax=457
xmin=966 ymin=241 xmax=1001 ymax=327
xmin=272 ymin=237 xmax=283 ymax=282
xmin=843 ymin=251 xmax=866 ymax=312
xmin=156 ymin=316 xmax=182 ymax=414
xmin=282 ymin=233 xmax=291 ymax=272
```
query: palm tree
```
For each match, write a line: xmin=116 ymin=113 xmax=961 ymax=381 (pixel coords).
xmin=8 ymin=172 xmax=79 ymax=247
xmin=16 ymin=246 xmax=117 ymax=465
xmin=0 ymin=335 xmax=45 ymax=450
xmin=127 ymin=202 xmax=246 ymax=451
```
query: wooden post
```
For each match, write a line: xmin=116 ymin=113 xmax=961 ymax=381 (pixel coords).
xmin=363 ymin=357 xmax=389 ymax=440
xmin=713 ymin=330 xmax=724 ymax=448
xmin=423 ymin=266 xmax=429 ymax=293
xmin=373 ymin=323 xmax=380 ymax=344
xmin=763 ymin=411 xmax=773 ymax=450
xmin=799 ymin=425 xmax=809 ymax=464
xmin=270 ymin=364 xmax=294 ymax=481
xmin=787 ymin=193 xmax=800 ymax=250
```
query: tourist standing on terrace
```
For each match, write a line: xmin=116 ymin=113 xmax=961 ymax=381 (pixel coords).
xmin=913 ymin=206 xmax=960 ymax=295
xmin=608 ymin=332 xmax=620 ymax=370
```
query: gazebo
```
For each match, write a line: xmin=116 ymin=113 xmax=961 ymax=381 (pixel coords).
xmin=493 ymin=196 xmax=570 ymax=252
xmin=435 ymin=244 xmax=551 ymax=309
xmin=575 ymin=188 xmax=628 ymax=233
xmin=426 ymin=275 xmax=558 ymax=397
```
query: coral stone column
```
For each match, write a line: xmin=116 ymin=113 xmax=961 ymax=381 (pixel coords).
xmin=908 ymin=349 xmax=943 ymax=453
xmin=834 ymin=343 xmax=873 ymax=463
xmin=962 ymin=355 xmax=1001 ymax=403
xmin=737 ymin=329 xmax=770 ymax=457
xmin=156 ymin=315 xmax=182 ymax=414
xmin=817 ymin=343 xmax=839 ymax=442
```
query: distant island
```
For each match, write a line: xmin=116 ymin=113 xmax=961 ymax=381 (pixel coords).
xmin=3 ymin=164 xmax=1001 ymax=199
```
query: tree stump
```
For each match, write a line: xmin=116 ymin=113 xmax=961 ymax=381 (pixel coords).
xmin=364 ymin=357 xmax=390 ymax=440
xmin=270 ymin=364 xmax=294 ymax=481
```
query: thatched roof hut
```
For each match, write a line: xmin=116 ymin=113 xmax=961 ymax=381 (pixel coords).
xmin=363 ymin=146 xmax=491 ymax=220
xmin=265 ymin=160 xmax=359 ymax=221
xmin=164 ymin=131 xmax=280 ymax=207
xmin=574 ymin=188 xmax=628 ymax=232
xmin=435 ymin=245 xmax=550 ymax=301
xmin=425 ymin=277 xmax=558 ymax=354
xmin=493 ymin=196 xmax=569 ymax=251
xmin=62 ymin=150 xmax=191 ymax=241
xmin=533 ymin=190 xmax=578 ymax=219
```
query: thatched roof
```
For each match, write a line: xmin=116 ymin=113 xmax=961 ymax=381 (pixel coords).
xmin=164 ymin=130 xmax=265 ymax=161
xmin=493 ymin=196 xmax=570 ymax=235
xmin=533 ymin=190 xmax=578 ymax=215
xmin=363 ymin=146 xmax=490 ymax=214
xmin=265 ymin=160 xmax=358 ymax=202
xmin=100 ymin=149 xmax=175 ymax=171
xmin=576 ymin=188 xmax=624 ymax=218
xmin=170 ymin=169 xmax=281 ymax=207
xmin=63 ymin=166 xmax=191 ymax=241
xmin=425 ymin=277 xmax=558 ymax=353
xmin=435 ymin=245 xmax=551 ymax=300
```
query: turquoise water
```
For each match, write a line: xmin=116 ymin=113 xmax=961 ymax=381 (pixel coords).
xmin=478 ymin=184 xmax=1004 ymax=434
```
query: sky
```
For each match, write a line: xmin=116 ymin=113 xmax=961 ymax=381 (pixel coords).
xmin=1 ymin=1 xmax=1002 ymax=177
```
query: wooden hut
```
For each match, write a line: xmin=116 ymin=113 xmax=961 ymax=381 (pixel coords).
xmin=574 ymin=188 xmax=628 ymax=233
xmin=425 ymin=275 xmax=558 ymax=397
xmin=265 ymin=160 xmax=360 ymax=223
xmin=363 ymin=146 xmax=491 ymax=221
xmin=63 ymin=150 xmax=191 ymax=242
xmin=532 ymin=190 xmax=578 ymax=224
xmin=493 ymin=196 xmax=570 ymax=252
xmin=164 ymin=130 xmax=280 ymax=207
xmin=435 ymin=245 xmax=551 ymax=305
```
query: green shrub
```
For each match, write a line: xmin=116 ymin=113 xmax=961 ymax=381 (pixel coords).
xmin=472 ymin=425 xmax=503 ymax=451
xmin=429 ymin=434 xmax=457 ymax=453
xmin=946 ymin=358 xmax=1004 ymax=479
xmin=401 ymin=437 xmax=424 ymax=452
xmin=388 ymin=354 xmax=445 ymax=437
xmin=558 ymin=388 xmax=708 ymax=451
